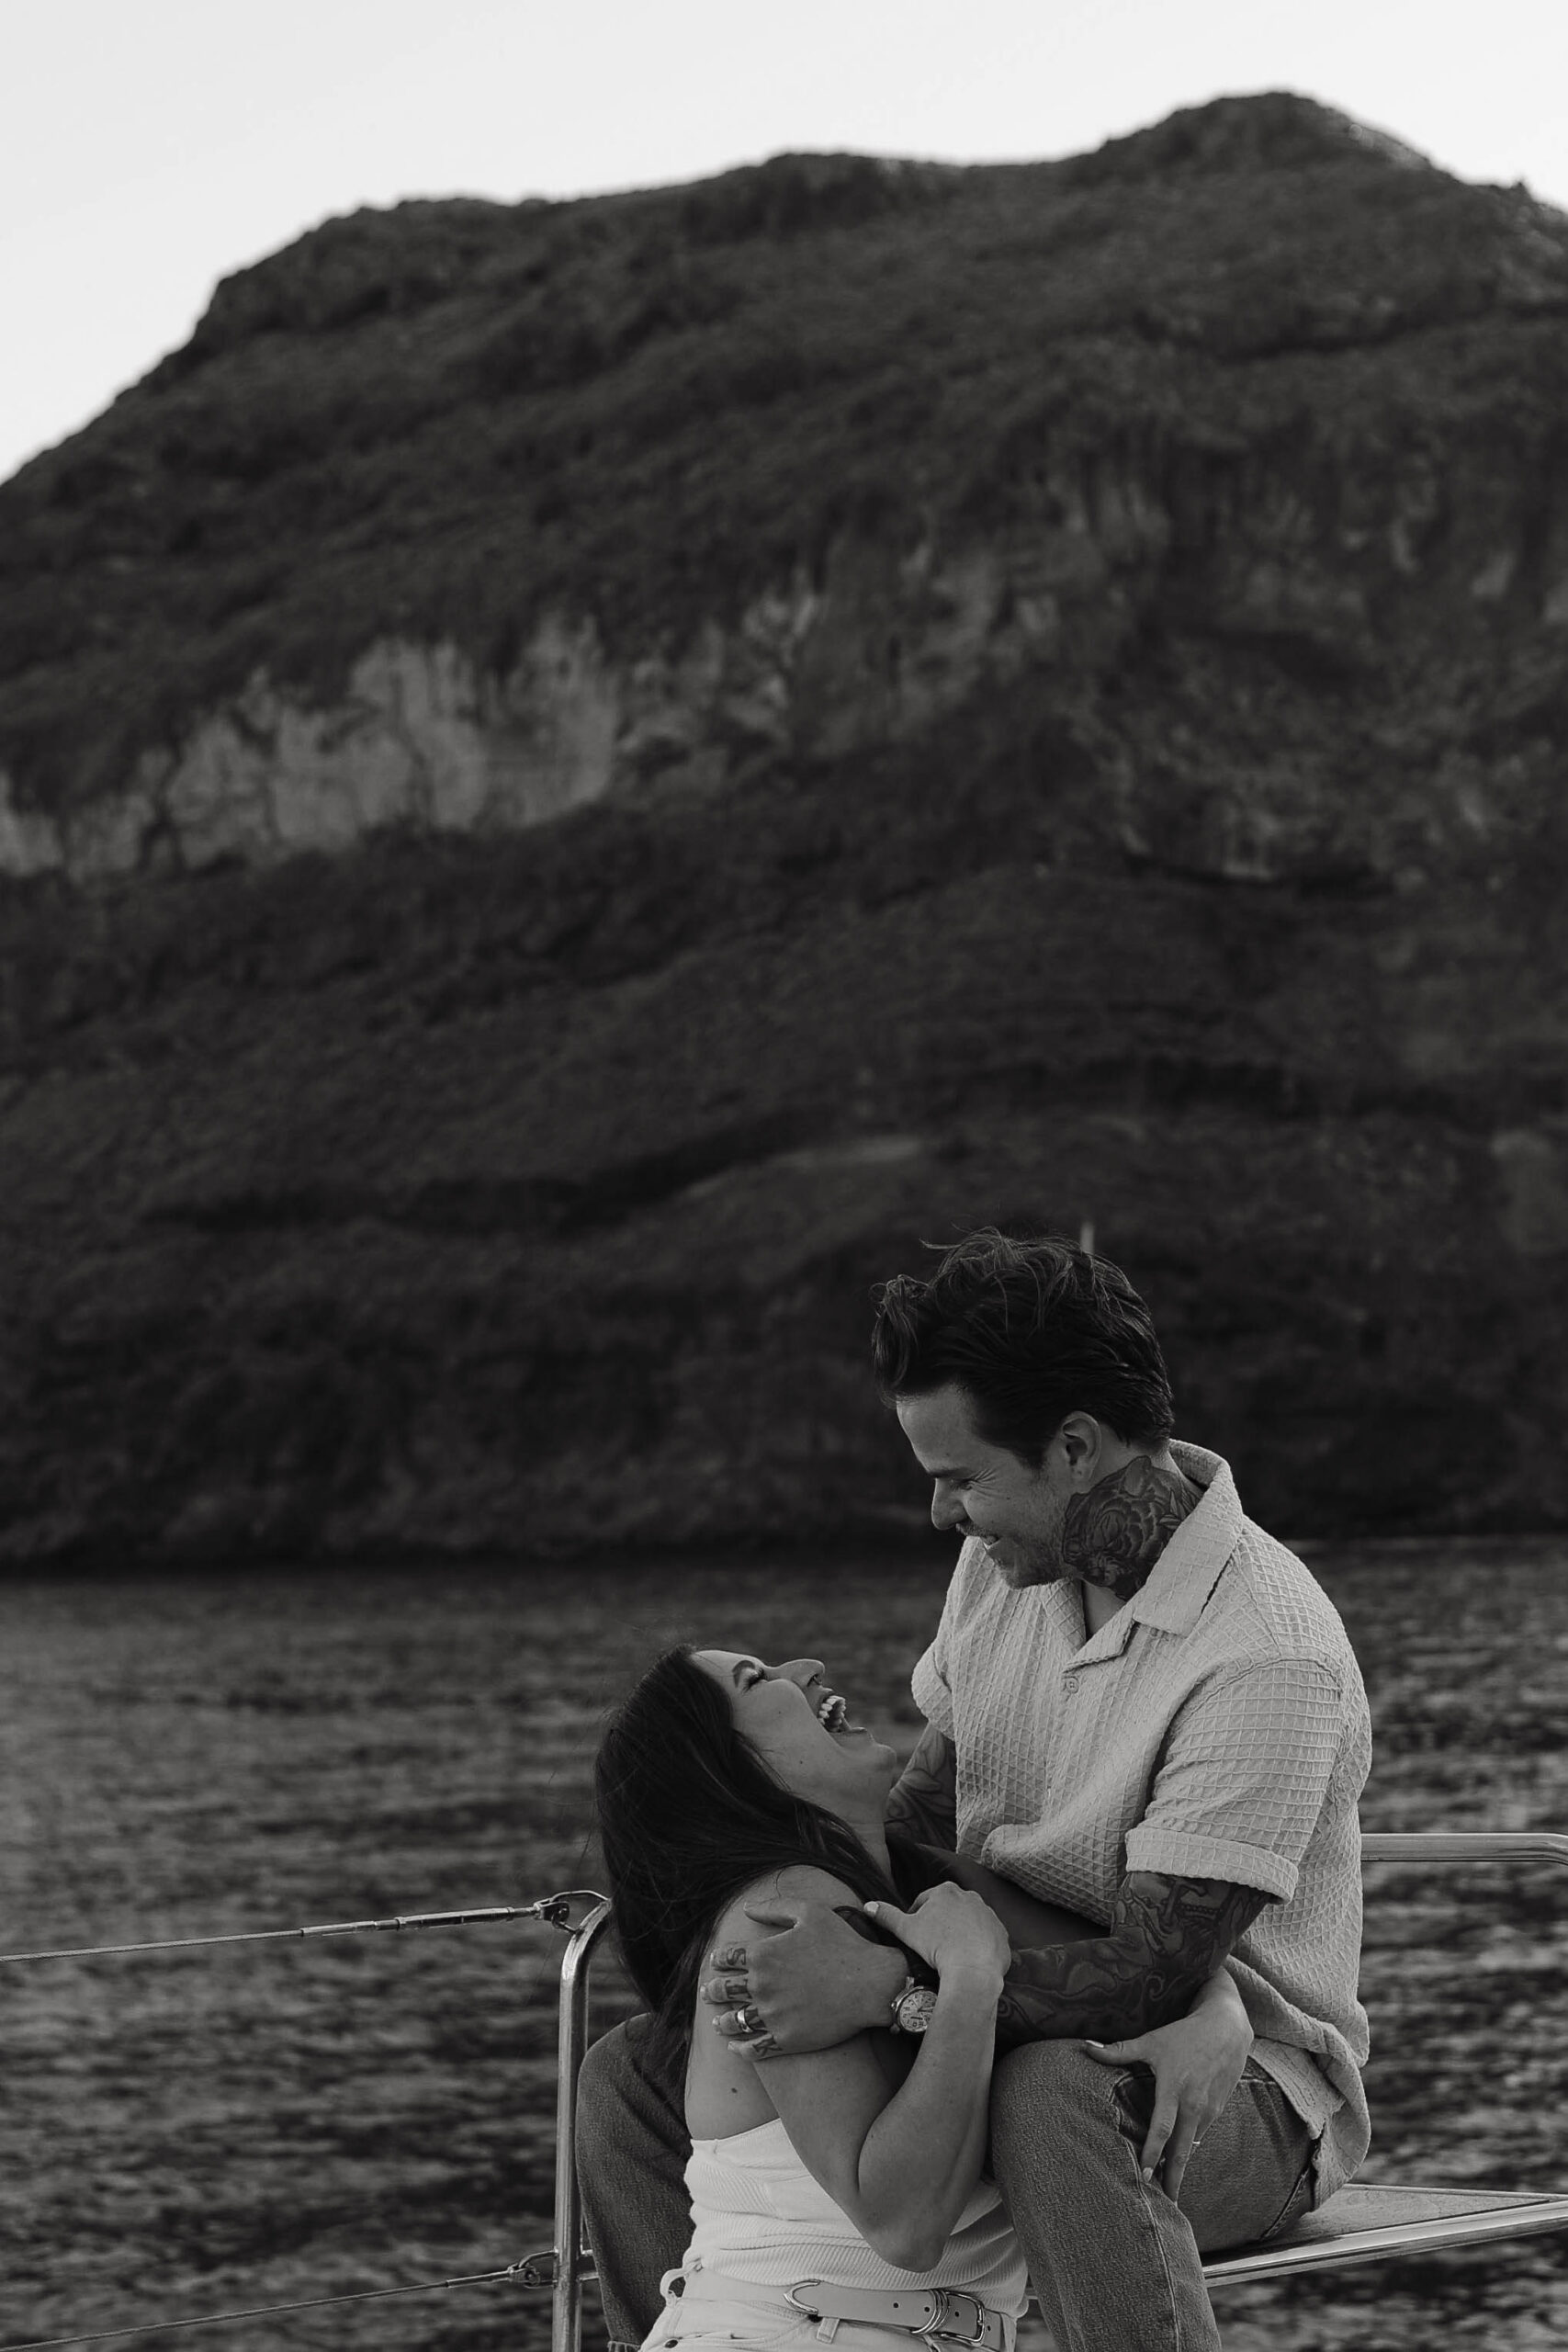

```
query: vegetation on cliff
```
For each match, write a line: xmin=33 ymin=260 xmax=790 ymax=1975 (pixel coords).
xmin=1 ymin=94 xmax=1566 ymax=1562
xmin=6 ymin=93 xmax=1565 ymax=819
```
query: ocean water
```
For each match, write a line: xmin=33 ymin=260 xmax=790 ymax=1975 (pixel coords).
xmin=1 ymin=1544 xmax=1565 ymax=2352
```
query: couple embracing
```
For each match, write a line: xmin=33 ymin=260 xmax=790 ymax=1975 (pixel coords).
xmin=584 ymin=1230 xmax=1371 ymax=2352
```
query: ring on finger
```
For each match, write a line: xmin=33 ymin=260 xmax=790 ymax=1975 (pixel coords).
xmin=736 ymin=2002 xmax=763 ymax=2035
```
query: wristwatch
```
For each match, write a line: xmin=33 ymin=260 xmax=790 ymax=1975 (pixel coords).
xmin=889 ymin=1973 xmax=940 ymax=2035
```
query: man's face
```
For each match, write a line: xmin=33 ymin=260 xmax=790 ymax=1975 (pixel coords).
xmin=896 ymin=1382 xmax=1072 ymax=1589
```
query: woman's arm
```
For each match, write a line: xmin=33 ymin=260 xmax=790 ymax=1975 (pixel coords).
xmin=706 ymin=1869 xmax=1010 ymax=2272
xmin=913 ymin=1852 xmax=1255 ymax=2196
xmin=703 ymin=1856 xmax=1254 ymax=2197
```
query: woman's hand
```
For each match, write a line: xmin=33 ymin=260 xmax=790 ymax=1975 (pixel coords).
xmin=863 ymin=1883 xmax=1011 ymax=1991
xmin=1083 ymin=1967 xmax=1253 ymax=2199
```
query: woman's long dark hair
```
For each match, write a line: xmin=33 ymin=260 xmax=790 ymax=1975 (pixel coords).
xmin=595 ymin=1645 xmax=904 ymax=2054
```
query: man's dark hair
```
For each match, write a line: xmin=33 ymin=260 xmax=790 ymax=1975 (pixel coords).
xmin=870 ymin=1227 xmax=1174 ymax=1464
xmin=595 ymin=1645 xmax=902 ymax=2060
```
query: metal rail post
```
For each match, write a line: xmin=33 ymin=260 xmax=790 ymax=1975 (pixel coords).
xmin=552 ymin=1898 xmax=614 ymax=2352
xmin=1360 ymin=1831 xmax=1568 ymax=1870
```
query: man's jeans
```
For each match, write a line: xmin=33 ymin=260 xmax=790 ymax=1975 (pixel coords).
xmin=576 ymin=2018 xmax=1316 ymax=2352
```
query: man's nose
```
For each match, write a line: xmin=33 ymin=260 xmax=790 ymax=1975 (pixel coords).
xmin=930 ymin=1486 xmax=965 ymax=1532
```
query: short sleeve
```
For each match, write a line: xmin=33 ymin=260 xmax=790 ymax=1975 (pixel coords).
xmin=1122 ymin=1658 xmax=1345 ymax=1901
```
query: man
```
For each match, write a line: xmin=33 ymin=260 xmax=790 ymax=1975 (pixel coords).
xmin=579 ymin=1230 xmax=1371 ymax=2352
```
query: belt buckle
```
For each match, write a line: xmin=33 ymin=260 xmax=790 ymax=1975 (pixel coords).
xmin=927 ymin=2290 xmax=987 ymax=2347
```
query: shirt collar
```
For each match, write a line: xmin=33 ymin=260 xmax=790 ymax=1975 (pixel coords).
xmin=1125 ymin=1442 xmax=1243 ymax=1634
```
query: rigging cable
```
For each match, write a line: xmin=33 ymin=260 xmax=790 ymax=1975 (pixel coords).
xmin=0 ymin=1890 xmax=604 ymax=1966
xmin=0 ymin=2253 xmax=557 ymax=2351
xmin=0 ymin=1889 xmax=601 ymax=2349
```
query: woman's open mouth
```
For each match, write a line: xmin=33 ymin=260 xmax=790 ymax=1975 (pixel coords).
xmin=816 ymin=1690 xmax=865 ymax=1736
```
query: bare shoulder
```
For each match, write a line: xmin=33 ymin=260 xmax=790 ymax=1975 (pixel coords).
xmin=686 ymin=1869 xmax=858 ymax=2140
xmin=758 ymin=1863 xmax=863 ymax=1907
xmin=709 ymin=1865 xmax=860 ymax=1944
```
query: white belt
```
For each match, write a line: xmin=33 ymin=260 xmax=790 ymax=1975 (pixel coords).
xmin=665 ymin=2266 xmax=1012 ymax=2352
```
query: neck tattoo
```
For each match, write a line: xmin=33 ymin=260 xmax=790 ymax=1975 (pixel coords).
xmin=1059 ymin=1455 xmax=1201 ymax=1601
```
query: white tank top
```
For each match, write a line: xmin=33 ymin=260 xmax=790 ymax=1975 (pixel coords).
xmin=681 ymin=2119 xmax=1028 ymax=2312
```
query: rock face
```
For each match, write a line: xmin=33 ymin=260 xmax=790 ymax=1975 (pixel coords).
xmin=0 ymin=629 xmax=623 ymax=880
xmin=1 ymin=95 xmax=1566 ymax=1564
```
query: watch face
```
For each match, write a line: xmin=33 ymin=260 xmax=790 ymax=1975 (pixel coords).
xmin=896 ymin=1984 xmax=939 ymax=2034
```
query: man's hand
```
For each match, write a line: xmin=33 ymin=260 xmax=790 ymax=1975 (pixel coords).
xmin=700 ymin=1896 xmax=910 ymax=2058
xmin=1083 ymin=1968 xmax=1254 ymax=2199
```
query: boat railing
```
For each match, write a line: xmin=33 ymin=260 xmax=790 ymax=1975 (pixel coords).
xmin=5 ymin=1836 xmax=1567 ymax=2351
xmin=0 ymin=1889 xmax=611 ymax=2352
xmin=545 ymin=1832 xmax=1568 ymax=2352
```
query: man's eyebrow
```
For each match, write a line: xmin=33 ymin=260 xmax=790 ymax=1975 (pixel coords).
xmin=924 ymin=1462 xmax=973 ymax=1481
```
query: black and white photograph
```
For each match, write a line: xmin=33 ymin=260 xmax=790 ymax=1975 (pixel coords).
xmin=3 ymin=5 xmax=1566 ymax=2347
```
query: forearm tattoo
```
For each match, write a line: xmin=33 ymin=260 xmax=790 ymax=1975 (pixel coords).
xmin=885 ymin=1724 xmax=959 ymax=1850
xmin=992 ymin=1872 xmax=1271 ymax=2052
xmin=1060 ymin=1455 xmax=1202 ymax=1601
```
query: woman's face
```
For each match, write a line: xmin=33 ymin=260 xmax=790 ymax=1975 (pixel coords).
xmin=693 ymin=1651 xmax=899 ymax=1815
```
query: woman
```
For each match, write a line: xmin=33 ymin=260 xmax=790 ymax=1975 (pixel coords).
xmin=595 ymin=1645 xmax=1254 ymax=2352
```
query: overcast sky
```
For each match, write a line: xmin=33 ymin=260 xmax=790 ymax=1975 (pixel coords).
xmin=4 ymin=0 xmax=1566 ymax=488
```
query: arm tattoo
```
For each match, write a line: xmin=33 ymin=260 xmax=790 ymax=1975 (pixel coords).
xmin=1060 ymin=1455 xmax=1202 ymax=1602
xmin=992 ymin=1872 xmax=1271 ymax=2052
xmin=885 ymin=1724 xmax=959 ymax=1850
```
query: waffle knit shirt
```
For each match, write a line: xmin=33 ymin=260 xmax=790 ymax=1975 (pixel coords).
xmin=910 ymin=1441 xmax=1371 ymax=2203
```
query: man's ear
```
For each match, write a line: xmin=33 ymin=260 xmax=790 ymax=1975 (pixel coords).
xmin=1056 ymin=1412 xmax=1105 ymax=1484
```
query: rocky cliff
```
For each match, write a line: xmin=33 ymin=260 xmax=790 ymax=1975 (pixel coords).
xmin=2 ymin=94 xmax=1566 ymax=1563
